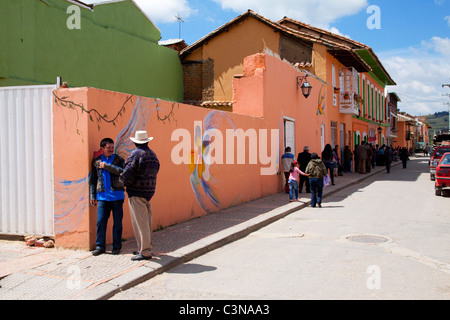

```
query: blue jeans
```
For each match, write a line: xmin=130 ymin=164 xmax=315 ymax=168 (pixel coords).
xmin=288 ymin=179 xmax=298 ymax=200
xmin=96 ymin=200 xmax=124 ymax=250
xmin=309 ymin=178 xmax=324 ymax=207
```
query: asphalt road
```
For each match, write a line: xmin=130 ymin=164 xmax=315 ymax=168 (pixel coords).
xmin=111 ymin=157 xmax=450 ymax=300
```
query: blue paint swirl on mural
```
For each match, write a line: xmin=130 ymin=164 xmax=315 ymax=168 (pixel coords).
xmin=54 ymin=177 xmax=88 ymax=234
xmin=115 ymin=97 xmax=157 ymax=160
xmin=189 ymin=110 xmax=236 ymax=213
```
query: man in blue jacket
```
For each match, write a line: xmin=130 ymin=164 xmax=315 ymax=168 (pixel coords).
xmin=281 ymin=147 xmax=295 ymax=193
xmin=89 ymin=138 xmax=125 ymax=256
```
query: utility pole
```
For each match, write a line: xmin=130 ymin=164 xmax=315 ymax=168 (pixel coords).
xmin=443 ymin=84 xmax=450 ymax=134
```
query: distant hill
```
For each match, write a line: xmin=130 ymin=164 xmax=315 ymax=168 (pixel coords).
xmin=425 ymin=111 xmax=449 ymax=133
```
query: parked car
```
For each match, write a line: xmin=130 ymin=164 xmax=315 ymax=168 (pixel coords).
xmin=430 ymin=146 xmax=450 ymax=180
xmin=435 ymin=152 xmax=450 ymax=196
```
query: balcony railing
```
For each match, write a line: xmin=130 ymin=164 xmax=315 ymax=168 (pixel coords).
xmin=338 ymin=67 xmax=359 ymax=116
xmin=339 ymin=92 xmax=359 ymax=115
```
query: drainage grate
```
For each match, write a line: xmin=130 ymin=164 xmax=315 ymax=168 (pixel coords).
xmin=346 ymin=235 xmax=389 ymax=244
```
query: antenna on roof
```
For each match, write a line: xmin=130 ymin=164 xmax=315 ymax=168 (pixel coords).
xmin=175 ymin=14 xmax=185 ymax=39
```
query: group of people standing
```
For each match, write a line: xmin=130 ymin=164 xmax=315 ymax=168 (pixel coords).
xmin=282 ymin=142 xmax=410 ymax=207
xmin=354 ymin=143 xmax=409 ymax=174
xmin=282 ymin=145 xmax=331 ymax=208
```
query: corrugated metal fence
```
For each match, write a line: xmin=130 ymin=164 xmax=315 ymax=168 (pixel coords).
xmin=0 ymin=85 xmax=55 ymax=236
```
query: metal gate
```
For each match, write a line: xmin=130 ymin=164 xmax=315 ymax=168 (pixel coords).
xmin=0 ymin=85 xmax=55 ymax=236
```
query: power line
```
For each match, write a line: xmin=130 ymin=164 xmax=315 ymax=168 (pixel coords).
xmin=396 ymin=93 xmax=446 ymax=103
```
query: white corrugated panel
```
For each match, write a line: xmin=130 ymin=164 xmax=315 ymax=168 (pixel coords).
xmin=0 ymin=85 xmax=55 ymax=236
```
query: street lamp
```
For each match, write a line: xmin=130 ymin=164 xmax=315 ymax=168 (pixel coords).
xmin=377 ymin=126 xmax=382 ymax=145
xmin=297 ymin=75 xmax=312 ymax=99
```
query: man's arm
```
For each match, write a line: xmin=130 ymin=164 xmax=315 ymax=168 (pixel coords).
xmin=89 ymin=158 xmax=99 ymax=205
xmin=100 ymin=155 xmax=125 ymax=176
xmin=120 ymin=153 xmax=139 ymax=186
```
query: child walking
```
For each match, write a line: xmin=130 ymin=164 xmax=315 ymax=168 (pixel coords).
xmin=288 ymin=161 xmax=309 ymax=202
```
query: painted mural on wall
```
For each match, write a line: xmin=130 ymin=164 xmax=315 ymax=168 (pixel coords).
xmin=54 ymin=177 xmax=88 ymax=235
xmin=52 ymin=91 xmax=248 ymax=234
xmin=53 ymin=92 xmax=135 ymax=234
xmin=114 ymin=96 xmax=157 ymax=159
xmin=189 ymin=110 xmax=237 ymax=213
xmin=317 ymin=85 xmax=326 ymax=115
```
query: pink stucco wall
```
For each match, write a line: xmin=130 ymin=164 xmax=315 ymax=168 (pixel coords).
xmin=234 ymin=53 xmax=328 ymax=155
xmin=52 ymin=53 xmax=326 ymax=250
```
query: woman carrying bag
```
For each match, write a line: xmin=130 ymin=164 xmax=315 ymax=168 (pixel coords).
xmin=305 ymin=153 xmax=328 ymax=208
xmin=321 ymin=144 xmax=335 ymax=185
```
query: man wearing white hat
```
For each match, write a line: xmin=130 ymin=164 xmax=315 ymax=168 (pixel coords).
xmin=120 ymin=131 xmax=160 ymax=261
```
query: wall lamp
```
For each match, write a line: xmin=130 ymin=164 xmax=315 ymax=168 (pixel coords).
xmin=297 ymin=75 xmax=312 ymax=99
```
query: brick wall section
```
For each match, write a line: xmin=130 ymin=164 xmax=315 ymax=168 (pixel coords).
xmin=201 ymin=59 xmax=214 ymax=101
xmin=182 ymin=59 xmax=214 ymax=104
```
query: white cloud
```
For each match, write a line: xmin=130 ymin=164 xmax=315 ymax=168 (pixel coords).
xmin=212 ymin=0 xmax=368 ymax=28
xmin=445 ymin=16 xmax=450 ymax=27
xmin=82 ymin=0 xmax=196 ymax=23
xmin=380 ymin=37 xmax=450 ymax=115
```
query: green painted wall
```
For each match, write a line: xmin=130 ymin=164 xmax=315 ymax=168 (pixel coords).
xmin=0 ymin=0 xmax=183 ymax=102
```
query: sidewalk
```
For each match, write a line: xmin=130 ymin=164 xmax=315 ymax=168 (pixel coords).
xmin=0 ymin=161 xmax=401 ymax=300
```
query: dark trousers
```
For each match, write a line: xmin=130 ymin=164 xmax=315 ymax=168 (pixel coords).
xmin=299 ymin=174 xmax=310 ymax=192
xmin=402 ymin=159 xmax=407 ymax=168
xmin=309 ymin=178 xmax=324 ymax=207
xmin=96 ymin=199 xmax=124 ymax=250
xmin=386 ymin=161 xmax=392 ymax=173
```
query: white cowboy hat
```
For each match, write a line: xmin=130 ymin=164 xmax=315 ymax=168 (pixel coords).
xmin=130 ymin=131 xmax=154 ymax=144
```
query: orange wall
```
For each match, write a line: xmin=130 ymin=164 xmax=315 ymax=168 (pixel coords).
xmin=53 ymin=88 xmax=92 ymax=250
xmin=52 ymin=53 xmax=328 ymax=250
xmin=234 ymin=53 xmax=328 ymax=156
xmin=52 ymin=91 xmax=281 ymax=249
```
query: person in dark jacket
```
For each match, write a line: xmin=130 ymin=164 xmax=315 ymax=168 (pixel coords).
xmin=89 ymin=138 xmax=125 ymax=256
xmin=321 ymin=144 xmax=335 ymax=185
xmin=343 ymin=145 xmax=353 ymax=173
xmin=399 ymin=147 xmax=409 ymax=169
xmin=384 ymin=146 xmax=393 ymax=173
xmin=120 ymin=131 xmax=160 ymax=261
xmin=305 ymin=153 xmax=328 ymax=208
xmin=297 ymin=146 xmax=311 ymax=193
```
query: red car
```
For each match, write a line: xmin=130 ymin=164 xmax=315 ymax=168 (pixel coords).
xmin=430 ymin=146 xmax=450 ymax=180
xmin=435 ymin=152 xmax=450 ymax=196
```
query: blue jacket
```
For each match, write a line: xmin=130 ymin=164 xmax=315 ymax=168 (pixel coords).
xmin=89 ymin=154 xmax=125 ymax=201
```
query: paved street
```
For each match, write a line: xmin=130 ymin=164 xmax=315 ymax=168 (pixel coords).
xmin=111 ymin=157 xmax=450 ymax=300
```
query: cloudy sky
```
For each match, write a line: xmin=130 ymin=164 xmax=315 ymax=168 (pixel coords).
xmin=83 ymin=0 xmax=450 ymax=116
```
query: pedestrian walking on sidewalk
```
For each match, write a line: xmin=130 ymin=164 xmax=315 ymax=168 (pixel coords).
xmin=288 ymin=161 xmax=309 ymax=202
xmin=366 ymin=143 xmax=373 ymax=173
xmin=305 ymin=153 xmax=328 ymax=208
xmin=282 ymin=147 xmax=296 ymax=193
xmin=89 ymin=138 xmax=125 ymax=256
xmin=343 ymin=145 xmax=352 ymax=173
xmin=120 ymin=131 xmax=160 ymax=261
xmin=297 ymin=146 xmax=312 ymax=193
xmin=356 ymin=142 xmax=368 ymax=174
xmin=384 ymin=146 xmax=393 ymax=173
xmin=400 ymin=147 xmax=409 ymax=169
xmin=321 ymin=144 xmax=335 ymax=185
xmin=354 ymin=144 xmax=359 ymax=172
